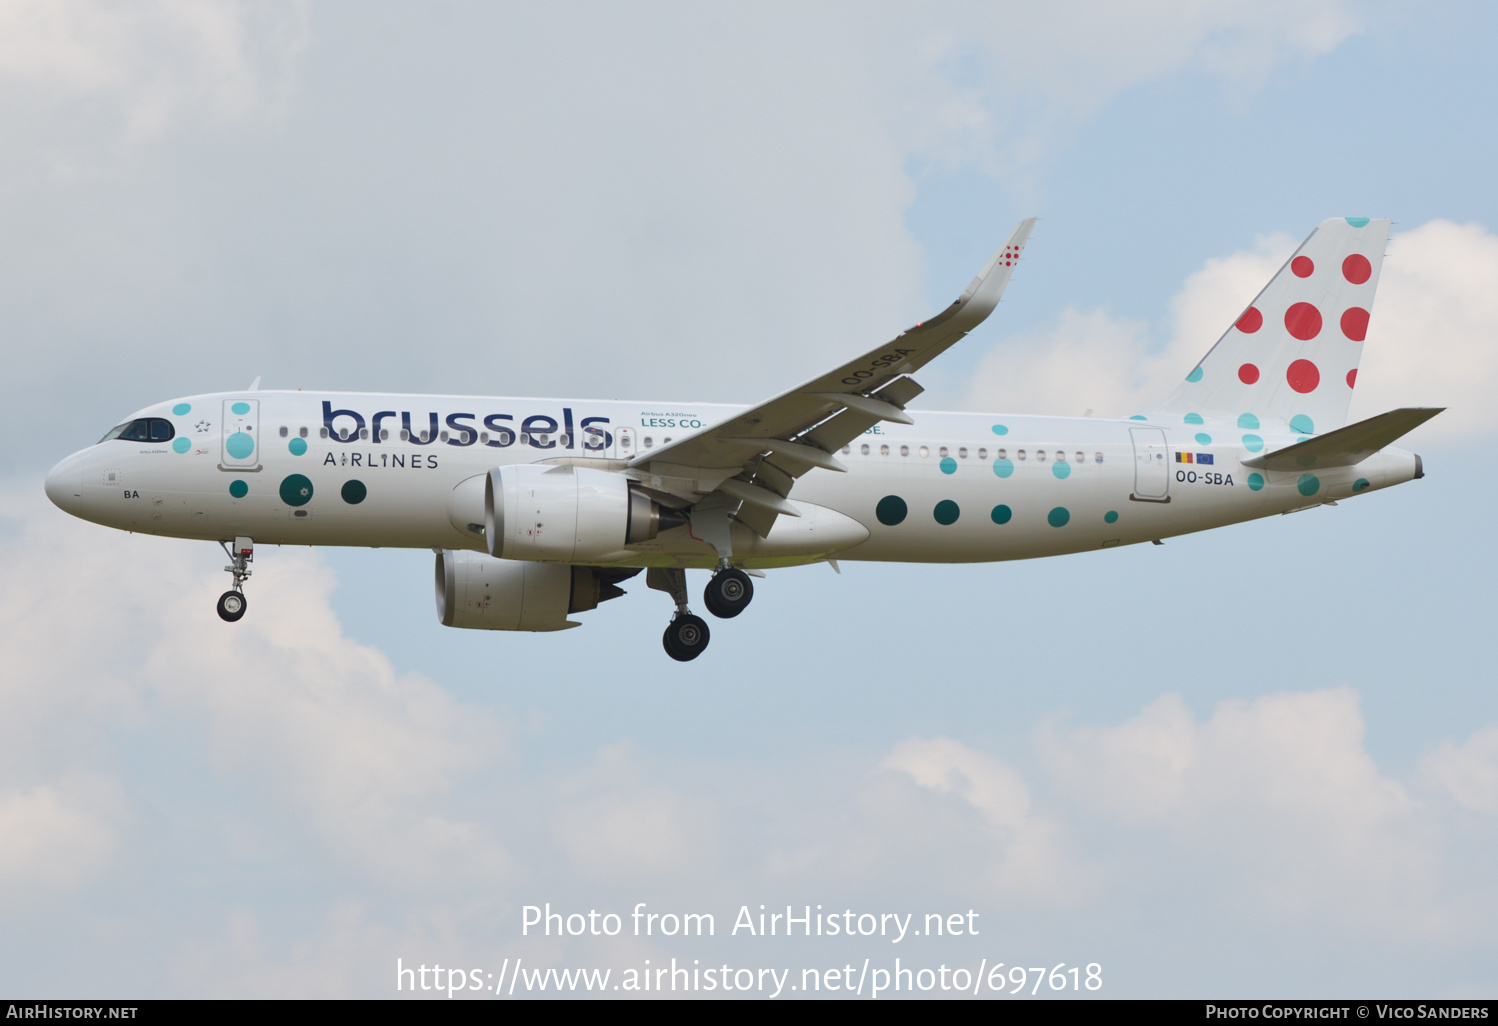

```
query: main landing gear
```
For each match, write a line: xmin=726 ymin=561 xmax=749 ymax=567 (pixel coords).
xmin=703 ymin=566 xmax=753 ymax=619
xmin=647 ymin=564 xmax=760 ymax=661
xmin=647 ymin=567 xmax=711 ymax=662
xmin=217 ymin=536 xmax=253 ymax=623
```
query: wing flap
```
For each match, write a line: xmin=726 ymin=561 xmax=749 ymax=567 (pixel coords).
xmin=1243 ymin=407 xmax=1444 ymax=471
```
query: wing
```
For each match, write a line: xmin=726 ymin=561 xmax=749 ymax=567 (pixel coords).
xmin=625 ymin=218 xmax=1036 ymax=536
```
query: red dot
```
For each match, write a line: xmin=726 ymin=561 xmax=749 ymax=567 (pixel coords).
xmin=1284 ymin=302 xmax=1322 ymax=340
xmin=1238 ymin=363 xmax=1260 ymax=384
xmin=1343 ymin=254 xmax=1372 ymax=284
xmin=1236 ymin=307 xmax=1263 ymax=333
xmin=1287 ymin=359 xmax=1321 ymax=393
xmin=1340 ymin=307 xmax=1370 ymax=341
xmin=1346 ymin=369 xmax=1357 ymax=388
xmin=1292 ymin=256 xmax=1314 ymax=278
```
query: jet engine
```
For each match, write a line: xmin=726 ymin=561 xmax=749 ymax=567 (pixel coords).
xmin=435 ymin=549 xmax=638 ymax=631
xmin=485 ymin=464 xmax=680 ymax=562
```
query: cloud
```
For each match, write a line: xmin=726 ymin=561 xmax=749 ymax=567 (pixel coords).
xmin=0 ymin=0 xmax=307 ymax=146
xmin=550 ymin=741 xmax=722 ymax=881
xmin=0 ymin=777 xmax=122 ymax=896
xmin=0 ymin=489 xmax=510 ymax=894
xmin=1038 ymin=689 xmax=1443 ymax=930
xmin=1424 ymin=724 xmax=1498 ymax=815
xmin=879 ymin=736 xmax=1083 ymax=903
xmin=962 ymin=233 xmax=1293 ymax=417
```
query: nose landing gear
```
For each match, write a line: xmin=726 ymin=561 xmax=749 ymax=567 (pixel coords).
xmin=217 ymin=536 xmax=253 ymax=623
xmin=647 ymin=567 xmax=711 ymax=661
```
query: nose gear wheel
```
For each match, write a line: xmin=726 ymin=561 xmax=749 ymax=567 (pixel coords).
xmin=217 ymin=591 xmax=248 ymax=622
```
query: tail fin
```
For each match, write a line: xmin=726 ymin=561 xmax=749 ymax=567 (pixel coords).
xmin=1150 ymin=217 xmax=1391 ymax=436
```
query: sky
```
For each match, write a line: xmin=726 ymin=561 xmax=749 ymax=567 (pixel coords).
xmin=3 ymin=0 xmax=1498 ymax=999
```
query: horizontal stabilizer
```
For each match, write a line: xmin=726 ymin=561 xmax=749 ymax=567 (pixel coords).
xmin=1242 ymin=407 xmax=1444 ymax=471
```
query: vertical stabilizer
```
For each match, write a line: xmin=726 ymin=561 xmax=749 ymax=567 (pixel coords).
xmin=1150 ymin=218 xmax=1391 ymax=436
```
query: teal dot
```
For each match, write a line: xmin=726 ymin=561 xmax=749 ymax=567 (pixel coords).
xmin=1248 ymin=472 xmax=1265 ymax=491
xmin=341 ymin=479 xmax=367 ymax=505
xmin=1129 ymin=415 xmax=1147 ymax=421
xmin=1184 ymin=412 xmax=1204 ymax=425
xmin=1104 ymin=510 xmax=1119 ymax=524
xmin=1195 ymin=432 xmax=1212 ymax=446
xmin=279 ymin=474 xmax=313 ymax=507
xmin=939 ymin=456 xmax=957 ymax=474
xmin=229 ymin=479 xmax=248 ymax=499
xmin=1237 ymin=413 xmax=1260 ymax=429
xmin=1298 ymin=473 xmax=1321 ymax=497
xmin=231 ymin=401 xmax=251 ymax=415
xmin=1052 ymin=460 xmax=1071 ymax=479
xmin=172 ymin=403 xmax=191 ymax=416
xmin=933 ymin=500 xmax=960 ymax=525
xmin=225 ymin=432 xmax=255 ymax=459
xmin=1298 ymin=436 xmax=1311 ymax=443
xmin=991 ymin=424 xmax=1009 ymax=436
xmin=992 ymin=458 xmax=1014 ymax=479
xmin=875 ymin=495 xmax=907 ymax=526
xmin=1047 ymin=506 xmax=1070 ymax=528
xmin=1345 ymin=217 xmax=1370 ymax=228
xmin=1242 ymin=434 xmax=1264 ymax=452
xmin=1186 ymin=366 xmax=1204 ymax=382
xmin=1289 ymin=414 xmax=1315 ymax=435
xmin=1353 ymin=478 xmax=1371 ymax=492
xmin=172 ymin=437 xmax=190 ymax=453
xmin=288 ymin=437 xmax=307 ymax=456
xmin=991 ymin=504 xmax=1012 ymax=525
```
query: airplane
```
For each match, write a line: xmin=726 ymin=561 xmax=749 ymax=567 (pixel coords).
xmin=44 ymin=217 xmax=1440 ymax=661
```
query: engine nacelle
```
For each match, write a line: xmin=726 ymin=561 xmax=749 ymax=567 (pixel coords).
xmin=435 ymin=550 xmax=637 ymax=631
xmin=485 ymin=464 xmax=662 ymax=562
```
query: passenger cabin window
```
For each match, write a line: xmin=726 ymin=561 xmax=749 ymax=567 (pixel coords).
xmin=918 ymin=446 xmax=929 ymax=457
xmin=279 ymin=426 xmax=288 ymax=437
xmin=321 ymin=428 xmax=330 ymax=438
xmin=380 ymin=429 xmax=389 ymax=440
xmin=299 ymin=426 xmax=309 ymax=438
xmin=103 ymin=418 xmax=175 ymax=443
xmin=958 ymin=447 xmax=968 ymax=459
xmin=643 ymin=436 xmax=653 ymax=448
xmin=1036 ymin=450 xmax=1047 ymax=461
xmin=978 ymin=448 xmax=987 ymax=459
xmin=1095 ymin=452 xmax=1104 ymax=463
xmin=1017 ymin=449 xmax=1026 ymax=460
xmin=996 ymin=448 xmax=1006 ymax=459
xmin=1075 ymin=451 xmax=1084 ymax=463
xmin=880 ymin=444 xmax=890 ymax=456
xmin=900 ymin=445 xmax=909 ymax=456
xmin=860 ymin=444 xmax=870 ymax=455
xmin=939 ymin=446 xmax=949 ymax=457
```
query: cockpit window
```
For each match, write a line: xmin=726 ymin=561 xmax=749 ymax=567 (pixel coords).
xmin=101 ymin=418 xmax=175 ymax=444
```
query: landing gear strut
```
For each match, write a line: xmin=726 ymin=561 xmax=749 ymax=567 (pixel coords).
xmin=648 ymin=568 xmax=711 ymax=661
xmin=217 ymin=536 xmax=253 ymax=623
xmin=703 ymin=566 xmax=753 ymax=619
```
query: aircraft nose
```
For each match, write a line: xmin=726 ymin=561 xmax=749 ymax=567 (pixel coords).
xmin=44 ymin=453 xmax=85 ymax=515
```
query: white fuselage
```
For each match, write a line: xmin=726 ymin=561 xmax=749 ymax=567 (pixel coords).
xmin=44 ymin=390 xmax=1420 ymax=569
